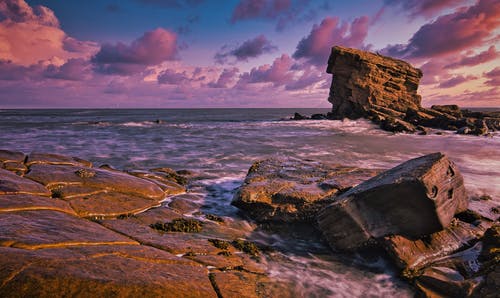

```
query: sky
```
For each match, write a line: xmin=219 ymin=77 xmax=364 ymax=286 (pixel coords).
xmin=0 ymin=0 xmax=498 ymax=108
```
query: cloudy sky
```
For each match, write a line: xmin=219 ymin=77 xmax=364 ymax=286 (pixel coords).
xmin=0 ymin=0 xmax=498 ymax=108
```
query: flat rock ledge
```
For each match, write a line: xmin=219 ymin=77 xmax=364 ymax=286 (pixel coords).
xmin=0 ymin=150 xmax=291 ymax=297
xmin=232 ymin=157 xmax=381 ymax=223
xmin=232 ymin=153 xmax=499 ymax=297
xmin=315 ymin=46 xmax=500 ymax=135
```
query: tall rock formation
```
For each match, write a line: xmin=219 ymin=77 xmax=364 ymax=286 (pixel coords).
xmin=327 ymin=46 xmax=423 ymax=119
xmin=325 ymin=46 xmax=500 ymax=135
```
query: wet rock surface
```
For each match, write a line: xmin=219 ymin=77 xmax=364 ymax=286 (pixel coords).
xmin=0 ymin=149 xmax=289 ymax=297
xmin=232 ymin=157 xmax=381 ymax=223
xmin=317 ymin=152 xmax=468 ymax=251
xmin=1 ymin=149 xmax=497 ymax=297
xmin=325 ymin=46 xmax=500 ymax=135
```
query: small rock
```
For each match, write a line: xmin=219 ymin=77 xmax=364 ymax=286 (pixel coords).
xmin=457 ymin=126 xmax=471 ymax=135
xmin=292 ymin=112 xmax=308 ymax=120
xmin=311 ymin=114 xmax=327 ymax=120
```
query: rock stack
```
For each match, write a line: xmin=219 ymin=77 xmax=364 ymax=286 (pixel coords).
xmin=325 ymin=46 xmax=500 ymax=135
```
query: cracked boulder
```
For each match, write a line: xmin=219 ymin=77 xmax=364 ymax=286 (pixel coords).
xmin=317 ymin=152 xmax=468 ymax=251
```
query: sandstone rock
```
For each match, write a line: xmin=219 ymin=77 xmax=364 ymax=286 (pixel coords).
xmin=26 ymin=152 xmax=92 ymax=167
xmin=326 ymin=46 xmax=422 ymax=119
xmin=232 ymin=158 xmax=381 ymax=223
xmin=168 ymin=194 xmax=202 ymax=214
xmin=0 ymin=168 xmax=50 ymax=196
xmin=68 ymin=192 xmax=161 ymax=218
xmin=415 ymin=266 xmax=480 ymax=297
xmin=382 ymin=219 xmax=490 ymax=274
xmin=210 ymin=271 xmax=294 ymax=298
xmin=380 ymin=116 xmax=416 ymax=133
xmin=0 ymin=194 xmax=76 ymax=215
xmin=317 ymin=152 xmax=468 ymax=251
xmin=325 ymin=46 xmax=500 ymax=135
xmin=1 ymin=161 xmax=27 ymax=175
xmin=431 ymin=105 xmax=462 ymax=118
xmin=0 ymin=245 xmax=215 ymax=298
xmin=0 ymin=210 xmax=137 ymax=249
xmin=25 ymin=164 xmax=165 ymax=199
xmin=0 ymin=149 xmax=25 ymax=163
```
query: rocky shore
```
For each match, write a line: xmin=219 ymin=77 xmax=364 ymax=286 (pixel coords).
xmin=1 ymin=149 xmax=497 ymax=297
xmin=0 ymin=150 xmax=293 ymax=297
xmin=293 ymin=46 xmax=500 ymax=136
xmin=233 ymin=153 xmax=499 ymax=297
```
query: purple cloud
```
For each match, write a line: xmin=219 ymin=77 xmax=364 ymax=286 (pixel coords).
xmin=383 ymin=0 xmax=500 ymax=59
xmin=92 ymin=28 xmax=178 ymax=75
xmin=0 ymin=0 xmax=59 ymax=26
xmin=43 ymin=58 xmax=91 ymax=81
xmin=293 ymin=16 xmax=370 ymax=66
xmin=231 ymin=0 xmax=291 ymax=23
xmin=384 ymin=0 xmax=469 ymax=19
xmin=215 ymin=35 xmax=277 ymax=64
xmin=238 ymin=54 xmax=293 ymax=86
xmin=157 ymin=69 xmax=191 ymax=85
xmin=208 ymin=68 xmax=239 ymax=88
xmin=438 ymin=75 xmax=478 ymax=88
xmin=484 ymin=67 xmax=500 ymax=87
xmin=446 ymin=46 xmax=499 ymax=69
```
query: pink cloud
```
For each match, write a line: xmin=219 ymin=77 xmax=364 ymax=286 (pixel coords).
xmin=426 ymin=87 xmax=499 ymax=107
xmin=383 ymin=0 xmax=500 ymax=59
xmin=445 ymin=46 xmax=499 ymax=69
xmin=438 ymin=75 xmax=478 ymax=88
xmin=0 ymin=0 xmax=98 ymax=66
xmin=484 ymin=67 xmax=500 ymax=87
xmin=238 ymin=54 xmax=293 ymax=86
xmin=215 ymin=35 xmax=277 ymax=64
xmin=92 ymin=28 xmax=178 ymax=75
xmin=284 ymin=66 xmax=326 ymax=91
xmin=384 ymin=0 xmax=469 ymax=19
xmin=293 ymin=16 xmax=370 ymax=66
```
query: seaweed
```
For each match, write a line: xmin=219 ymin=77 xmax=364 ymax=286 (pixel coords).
xmin=232 ymin=239 xmax=260 ymax=256
xmin=150 ymin=218 xmax=204 ymax=233
xmin=208 ymin=239 xmax=231 ymax=250
xmin=205 ymin=214 xmax=224 ymax=223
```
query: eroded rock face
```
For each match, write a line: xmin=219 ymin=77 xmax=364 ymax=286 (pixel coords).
xmin=326 ymin=46 xmax=500 ymax=134
xmin=232 ymin=158 xmax=381 ymax=223
xmin=317 ymin=152 xmax=468 ymax=251
xmin=327 ymin=46 xmax=422 ymax=119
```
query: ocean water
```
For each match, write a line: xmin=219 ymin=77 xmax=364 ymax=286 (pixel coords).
xmin=1 ymin=108 xmax=499 ymax=296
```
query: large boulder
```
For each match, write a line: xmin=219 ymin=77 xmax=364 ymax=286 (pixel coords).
xmin=232 ymin=158 xmax=381 ymax=223
xmin=317 ymin=152 xmax=468 ymax=251
xmin=326 ymin=46 xmax=422 ymax=119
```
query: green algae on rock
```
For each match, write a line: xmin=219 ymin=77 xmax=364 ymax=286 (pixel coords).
xmin=150 ymin=218 xmax=204 ymax=233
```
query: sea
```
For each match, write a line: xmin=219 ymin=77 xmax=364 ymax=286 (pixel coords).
xmin=1 ymin=108 xmax=499 ymax=297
